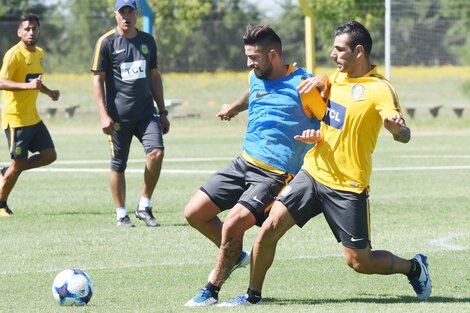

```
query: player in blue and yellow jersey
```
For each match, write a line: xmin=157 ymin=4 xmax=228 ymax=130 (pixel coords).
xmin=222 ymin=21 xmax=431 ymax=306
xmin=184 ymin=25 xmax=326 ymax=307
xmin=91 ymin=0 xmax=170 ymax=228
xmin=0 ymin=13 xmax=60 ymax=217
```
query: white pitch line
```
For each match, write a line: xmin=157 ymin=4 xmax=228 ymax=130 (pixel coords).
xmin=397 ymin=155 xmax=470 ymax=159
xmin=374 ymin=165 xmax=470 ymax=171
xmin=52 ymin=157 xmax=233 ymax=165
xmin=427 ymin=233 xmax=469 ymax=251
xmin=25 ymin=168 xmax=216 ymax=174
xmin=20 ymin=164 xmax=470 ymax=175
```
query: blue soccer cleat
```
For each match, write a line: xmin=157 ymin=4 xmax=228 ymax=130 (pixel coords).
xmin=409 ymin=254 xmax=432 ymax=301
xmin=217 ymin=293 xmax=261 ymax=307
xmin=184 ymin=288 xmax=218 ymax=307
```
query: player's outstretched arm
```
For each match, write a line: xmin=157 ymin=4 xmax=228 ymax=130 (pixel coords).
xmin=217 ymin=88 xmax=249 ymax=121
xmin=384 ymin=115 xmax=411 ymax=143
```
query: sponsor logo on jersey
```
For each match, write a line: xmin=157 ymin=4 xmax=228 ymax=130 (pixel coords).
xmin=255 ymin=91 xmax=270 ymax=98
xmin=323 ymin=100 xmax=346 ymax=130
xmin=120 ymin=60 xmax=147 ymax=81
xmin=25 ymin=73 xmax=41 ymax=83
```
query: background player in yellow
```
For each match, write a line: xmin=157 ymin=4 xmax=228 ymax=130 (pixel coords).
xmin=0 ymin=13 xmax=60 ymax=217
xmin=220 ymin=21 xmax=431 ymax=306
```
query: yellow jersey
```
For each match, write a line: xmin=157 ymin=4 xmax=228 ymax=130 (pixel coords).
xmin=0 ymin=42 xmax=43 ymax=129
xmin=302 ymin=65 xmax=402 ymax=193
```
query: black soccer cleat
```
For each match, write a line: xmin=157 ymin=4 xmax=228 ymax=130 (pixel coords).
xmin=135 ymin=206 xmax=160 ymax=227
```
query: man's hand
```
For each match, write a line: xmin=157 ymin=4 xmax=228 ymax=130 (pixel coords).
xmin=160 ymin=115 xmax=170 ymax=134
xmin=217 ymin=103 xmax=238 ymax=121
xmin=294 ymin=129 xmax=322 ymax=144
xmin=28 ymin=74 xmax=42 ymax=90
xmin=297 ymin=74 xmax=329 ymax=97
xmin=384 ymin=115 xmax=410 ymax=143
xmin=48 ymin=90 xmax=60 ymax=101
xmin=101 ymin=114 xmax=114 ymax=135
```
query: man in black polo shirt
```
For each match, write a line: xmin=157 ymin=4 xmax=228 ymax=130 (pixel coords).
xmin=91 ymin=0 xmax=170 ymax=227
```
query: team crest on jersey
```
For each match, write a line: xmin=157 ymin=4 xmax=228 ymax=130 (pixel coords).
xmin=15 ymin=146 xmax=22 ymax=156
xmin=141 ymin=44 xmax=148 ymax=54
xmin=351 ymin=84 xmax=366 ymax=100
xmin=114 ymin=123 xmax=121 ymax=131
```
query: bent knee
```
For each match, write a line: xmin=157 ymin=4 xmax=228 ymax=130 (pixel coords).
xmin=43 ymin=149 xmax=57 ymax=165
xmin=148 ymin=148 xmax=164 ymax=162
xmin=344 ymin=254 xmax=371 ymax=274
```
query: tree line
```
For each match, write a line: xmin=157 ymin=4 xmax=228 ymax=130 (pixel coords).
xmin=0 ymin=0 xmax=469 ymax=73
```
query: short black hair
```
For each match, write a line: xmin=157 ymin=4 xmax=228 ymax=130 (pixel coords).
xmin=243 ymin=24 xmax=282 ymax=54
xmin=19 ymin=13 xmax=40 ymax=28
xmin=334 ymin=21 xmax=372 ymax=56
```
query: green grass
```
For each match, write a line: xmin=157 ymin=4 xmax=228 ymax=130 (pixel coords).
xmin=1 ymin=72 xmax=470 ymax=312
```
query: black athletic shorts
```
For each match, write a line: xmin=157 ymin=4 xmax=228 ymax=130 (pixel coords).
xmin=5 ymin=121 xmax=55 ymax=159
xmin=201 ymin=156 xmax=293 ymax=226
xmin=108 ymin=115 xmax=164 ymax=172
xmin=277 ymin=170 xmax=371 ymax=249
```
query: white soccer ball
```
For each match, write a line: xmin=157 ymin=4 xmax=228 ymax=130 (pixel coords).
xmin=52 ymin=268 xmax=93 ymax=306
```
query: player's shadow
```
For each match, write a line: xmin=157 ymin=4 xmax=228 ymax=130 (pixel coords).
xmin=264 ymin=295 xmax=470 ymax=305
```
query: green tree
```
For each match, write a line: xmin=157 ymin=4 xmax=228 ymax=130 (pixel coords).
xmin=272 ymin=0 xmax=306 ymax=67
xmin=0 ymin=0 xmax=61 ymax=69
xmin=152 ymin=0 xmax=261 ymax=72
xmin=297 ymin=0 xmax=384 ymax=66
xmin=442 ymin=0 xmax=470 ymax=65
xmin=52 ymin=0 xmax=111 ymax=72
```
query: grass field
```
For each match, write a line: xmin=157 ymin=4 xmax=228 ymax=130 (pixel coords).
xmin=1 ymin=71 xmax=470 ymax=312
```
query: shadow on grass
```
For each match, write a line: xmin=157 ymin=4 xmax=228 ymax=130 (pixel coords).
xmin=264 ymin=295 xmax=470 ymax=305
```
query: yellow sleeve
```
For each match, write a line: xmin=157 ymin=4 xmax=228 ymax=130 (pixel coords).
xmin=0 ymin=49 xmax=16 ymax=80
xmin=300 ymin=87 xmax=326 ymax=120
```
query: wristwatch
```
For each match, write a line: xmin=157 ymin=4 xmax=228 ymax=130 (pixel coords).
xmin=158 ymin=109 xmax=168 ymax=116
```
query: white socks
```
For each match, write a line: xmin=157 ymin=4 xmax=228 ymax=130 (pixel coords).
xmin=116 ymin=207 xmax=128 ymax=219
xmin=138 ymin=196 xmax=151 ymax=210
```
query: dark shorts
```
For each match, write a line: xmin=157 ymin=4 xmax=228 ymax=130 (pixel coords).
xmin=201 ymin=156 xmax=293 ymax=226
xmin=277 ymin=170 xmax=371 ymax=249
xmin=5 ymin=121 xmax=55 ymax=159
xmin=108 ymin=116 xmax=164 ymax=172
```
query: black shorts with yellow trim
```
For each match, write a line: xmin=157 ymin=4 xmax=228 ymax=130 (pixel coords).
xmin=277 ymin=170 xmax=371 ymax=249
xmin=201 ymin=155 xmax=293 ymax=226
xmin=5 ymin=121 xmax=54 ymax=159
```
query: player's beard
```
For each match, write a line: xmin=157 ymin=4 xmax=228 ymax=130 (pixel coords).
xmin=254 ymin=63 xmax=273 ymax=79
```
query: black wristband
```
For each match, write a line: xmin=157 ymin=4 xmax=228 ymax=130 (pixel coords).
xmin=158 ymin=109 xmax=168 ymax=116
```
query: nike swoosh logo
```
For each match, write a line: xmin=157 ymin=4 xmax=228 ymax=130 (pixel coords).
xmin=153 ymin=113 xmax=158 ymax=117
xmin=351 ymin=237 xmax=365 ymax=242
xmin=252 ymin=195 xmax=264 ymax=206
xmin=115 ymin=49 xmax=126 ymax=54
xmin=256 ymin=92 xmax=270 ymax=98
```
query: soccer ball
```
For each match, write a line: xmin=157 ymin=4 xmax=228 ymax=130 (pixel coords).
xmin=52 ymin=268 xmax=93 ymax=306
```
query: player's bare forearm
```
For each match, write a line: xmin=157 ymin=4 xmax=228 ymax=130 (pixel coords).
xmin=150 ymin=69 xmax=166 ymax=112
xmin=217 ymin=89 xmax=249 ymax=121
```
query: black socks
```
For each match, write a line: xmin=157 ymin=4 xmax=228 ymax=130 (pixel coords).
xmin=246 ymin=288 xmax=262 ymax=304
xmin=407 ymin=258 xmax=421 ymax=280
xmin=205 ymin=282 xmax=220 ymax=299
